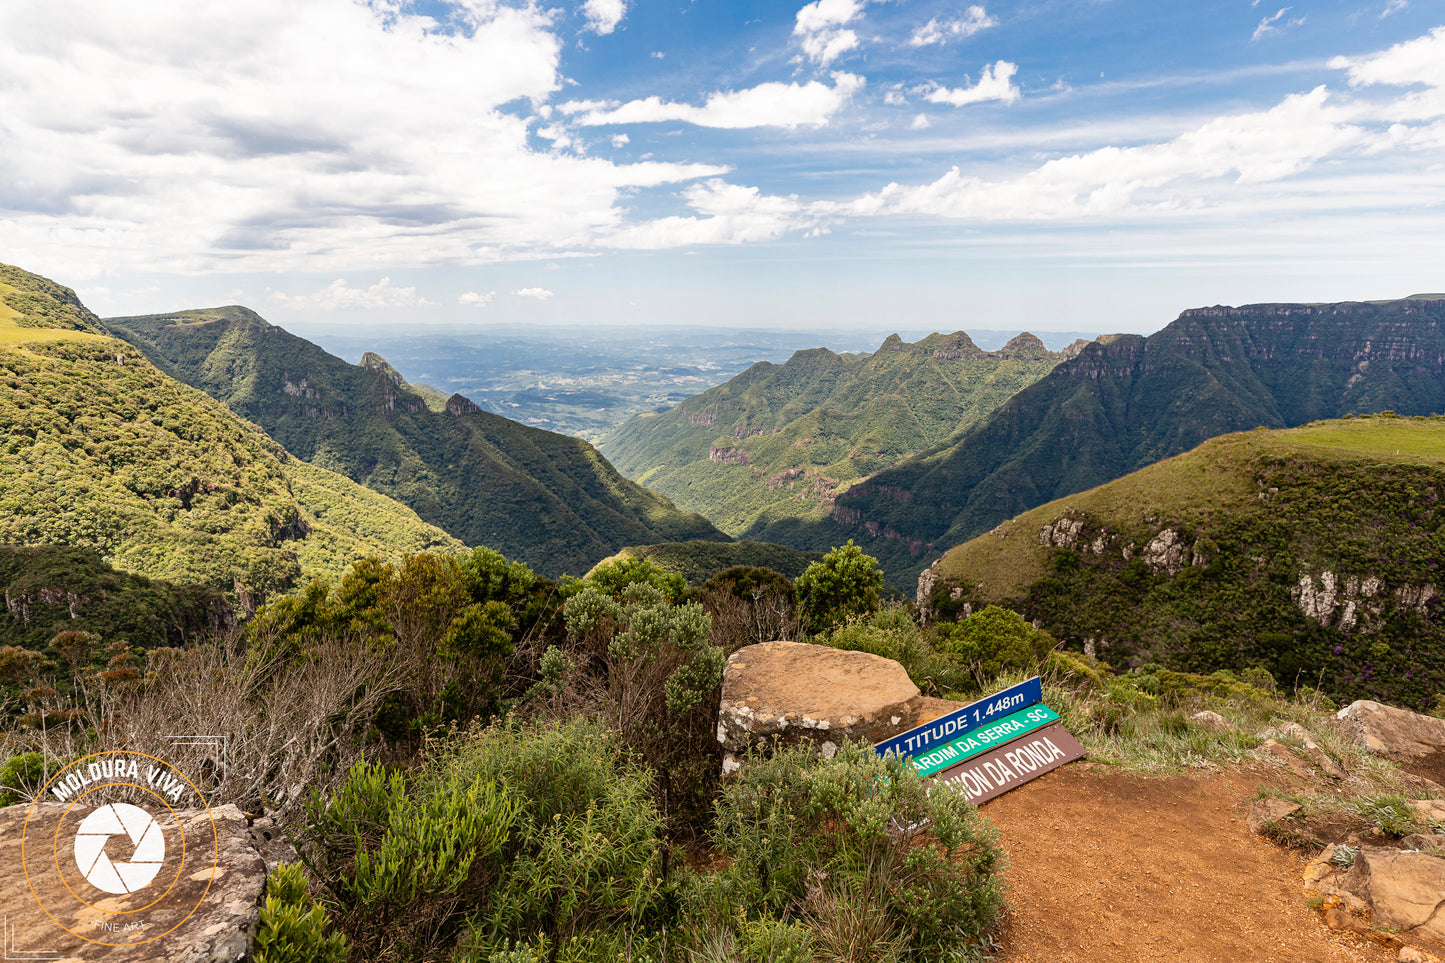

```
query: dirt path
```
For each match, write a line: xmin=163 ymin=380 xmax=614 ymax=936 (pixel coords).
xmin=982 ymin=763 xmax=1395 ymax=963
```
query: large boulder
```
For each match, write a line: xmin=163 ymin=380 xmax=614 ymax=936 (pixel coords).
xmin=1306 ymin=843 xmax=1445 ymax=953
xmin=1 ymin=801 xmax=270 ymax=962
xmin=1337 ymin=700 xmax=1445 ymax=758
xmin=1342 ymin=846 xmax=1445 ymax=948
xmin=717 ymin=640 xmax=922 ymax=772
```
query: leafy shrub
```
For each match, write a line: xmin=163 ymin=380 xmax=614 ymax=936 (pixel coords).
xmin=300 ymin=718 xmax=670 ymax=962
xmin=0 ymin=751 xmax=47 ymax=806
xmin=935 ymin=605 xmax=1055 ymax=686
xmin=300 ymin=761 xmax=519 ymax=960
xmin=794 ymin=542 xmax=884 ymax=633
xmin=558 ymin=582 xmax=724 ymax=831
xmin=827 ymin=606 xmax=973 ymax=697
xmin=708 ymin=742 xmax=1005 ymax=960
xmin=584 ymin=556 xmax=686 ymax=604
xmin=251 ymin=863 xmax=348 ymax=963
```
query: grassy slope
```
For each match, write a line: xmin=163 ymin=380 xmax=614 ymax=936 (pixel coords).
xmin=106 ymin=308 xmax=725 ymax=578
xmin=601 ymin=332 xmax=1071 ymax=538
xmin=0 ymin=263 xmax=462 ymax=614
xmin=932 ymin=416 xmax=1445 ymax=708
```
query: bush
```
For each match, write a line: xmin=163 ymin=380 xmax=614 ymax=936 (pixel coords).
xmin=299 ymin=718 xmax=670 ymax=962
xmin=935 ymin=605 xmax=1055 ymax=686
xmin=557 ymin=582 xmax=724 ymax=832
xmin=794 ymin=542 xmax=884 ymax=633
xmin=828 ymin=606 xmax=973 ymax=697
xmin=707 ymin=742 xmax=1005 ymax=960
xmin=251 ymin=863 xmax=348 ymax=963
xmin=584 ymin=557 xmax=686 ymax=604
xmin=0 ymin=751 xmax=47 ymax=806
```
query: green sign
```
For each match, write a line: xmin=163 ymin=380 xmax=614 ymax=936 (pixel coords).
xmin=907 ymin=703 xmax=1059 ymax=778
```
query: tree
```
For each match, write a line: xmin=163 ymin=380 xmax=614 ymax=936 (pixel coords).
xmin=794 ymin=541 xmax=884 ymax=633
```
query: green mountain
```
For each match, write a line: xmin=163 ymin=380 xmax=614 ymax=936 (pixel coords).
xmin=810 ymin=296 xmax=1445 ymax=585
xmin=589 ymin=540 xmax=824 ymax=585
xmin=0 ymin=263 xmax=463 ymax=618
xmin=105 ymin=306 xmax=725 ymax=578
xmin=922 ymin=415 xmax=1445 ymax=711
xmin=600 ymin=331 xmax=1077 ymax=545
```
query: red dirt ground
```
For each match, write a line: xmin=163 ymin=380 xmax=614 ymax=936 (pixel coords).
xmin=981 ymin=763 xmax=1397 ymax=963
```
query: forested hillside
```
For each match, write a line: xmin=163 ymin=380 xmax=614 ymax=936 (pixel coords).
xmin=602 ymin=331 xmax=1078 ymax=538
xmin=811 ymin=296 xmax=1445 ymax=584
xmin=106 ymin=307 xmax=726 ymax=577
xmin=924 ymin=415 xmax=1445 ymax=710
xmin=0 ymin=263 xmax=462 ymax=618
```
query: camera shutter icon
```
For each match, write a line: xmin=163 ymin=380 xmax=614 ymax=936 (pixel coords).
xmin=73 ymin=803 xmax=167 ymax=894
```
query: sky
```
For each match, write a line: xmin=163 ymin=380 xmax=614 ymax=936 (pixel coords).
xmin=1 ymin=1 xmax=1442 ymax=337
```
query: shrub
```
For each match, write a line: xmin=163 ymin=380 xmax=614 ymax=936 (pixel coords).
xmin=827 ymin=606 xmax=973 ymax=697
xmin=0 ymin=751 xmax=47 ymax=806
xmin=300 ymin=761 xmax=520 ymax=960
xmin=557 ymin=583 xmax=724 ymax=832
xmin=697 ymin=566 xmax=798 ymax=651
xmin=251 ymin=863 xmax=348 ymax=963
xmin=709 ymin=742 xmax=1005 ymax=960
xmin=299 ymin=718 xmax=670 ymax=961
xmin=935 ymin=605 xmax=1055 ymax=686
xmin=585 ymin=557 xmax=687 ymax=604
xmin=794 ymin=542 xmax=884 ymax=633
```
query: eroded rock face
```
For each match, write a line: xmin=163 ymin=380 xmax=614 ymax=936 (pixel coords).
xmin=1337 ymin=700 xmax=1445 ymax=758
xmin=717 ymin=640 xmax=921 ymax=772
xmin=0 ymin=801 xmax=269 ymax=962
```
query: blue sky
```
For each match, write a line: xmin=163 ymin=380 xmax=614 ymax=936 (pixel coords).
xmin=1 ymin=1 xmax=1442 ymax=336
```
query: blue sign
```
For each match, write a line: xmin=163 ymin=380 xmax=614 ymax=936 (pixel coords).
xmin=875 ymin=676 xmax=1043 ymax=760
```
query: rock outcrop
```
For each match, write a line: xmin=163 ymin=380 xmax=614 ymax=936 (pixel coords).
xmin=1337 ymin=700 xmax=1445 ymax=758
xmin=2 ymin=801 xmax=271 ymax=961
xmin=1305 ymin=843 xmax=1445 ymax=951
xmin=717 ymin=640 xmax=921 ymax=773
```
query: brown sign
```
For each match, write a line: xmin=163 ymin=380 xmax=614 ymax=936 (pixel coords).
xmin=929 ymin=723 xmax=1085 ymax=805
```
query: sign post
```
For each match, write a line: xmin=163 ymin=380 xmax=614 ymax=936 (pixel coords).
xmin=875 ymin=676 xmax=1043 ymax=760
xmin=875 ymin=676 xmax=1086 ymax=806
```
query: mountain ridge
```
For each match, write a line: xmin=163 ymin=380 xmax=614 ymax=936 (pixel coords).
xmin=601 ymin=330 xmax=1080 ymax=544
xmin=105 ymin=306 xmax=727 ymax=577
xmin=811 ymin=295 xmax=1445 ymax=584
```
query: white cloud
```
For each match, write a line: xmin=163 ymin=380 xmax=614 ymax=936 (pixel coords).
xmin=910 ymin=113 xmax=931 ymax=129
xmin=603 ymin=179 xmax=826 ymax=249
xmin=513 ymin=287 xmax=555 ymax=299
xmin=793 ymin=0 xmax=864 ymax=65
xmin=561 ymin=73 xmax=864 ymax=129
xmin=611 ymin=133 xmax=630 ymax=147
xmin=273 ymin=277 xmax=432 ymax=310
xmin=1251 ymin=7 xmax=1305 ymax=42
xmin=459 ymin=290 xmax=496 ymax=307
xmin=884 ymin=86 xmax=908 ymax=106
xmin=1331 ymin=25 xmax=1445 ymax=90
xmin=843 ymin=76 xmax=1414 ymax=223
xmin=581 ymin=0 xmax=627 ymax=35
xmin=0 ymin=1 xmax=728 ymax=279
xmin=909 ymin=7 xmax=998 ymax=47
xmin=924 ymin=61 xmax=1021 ymax=106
